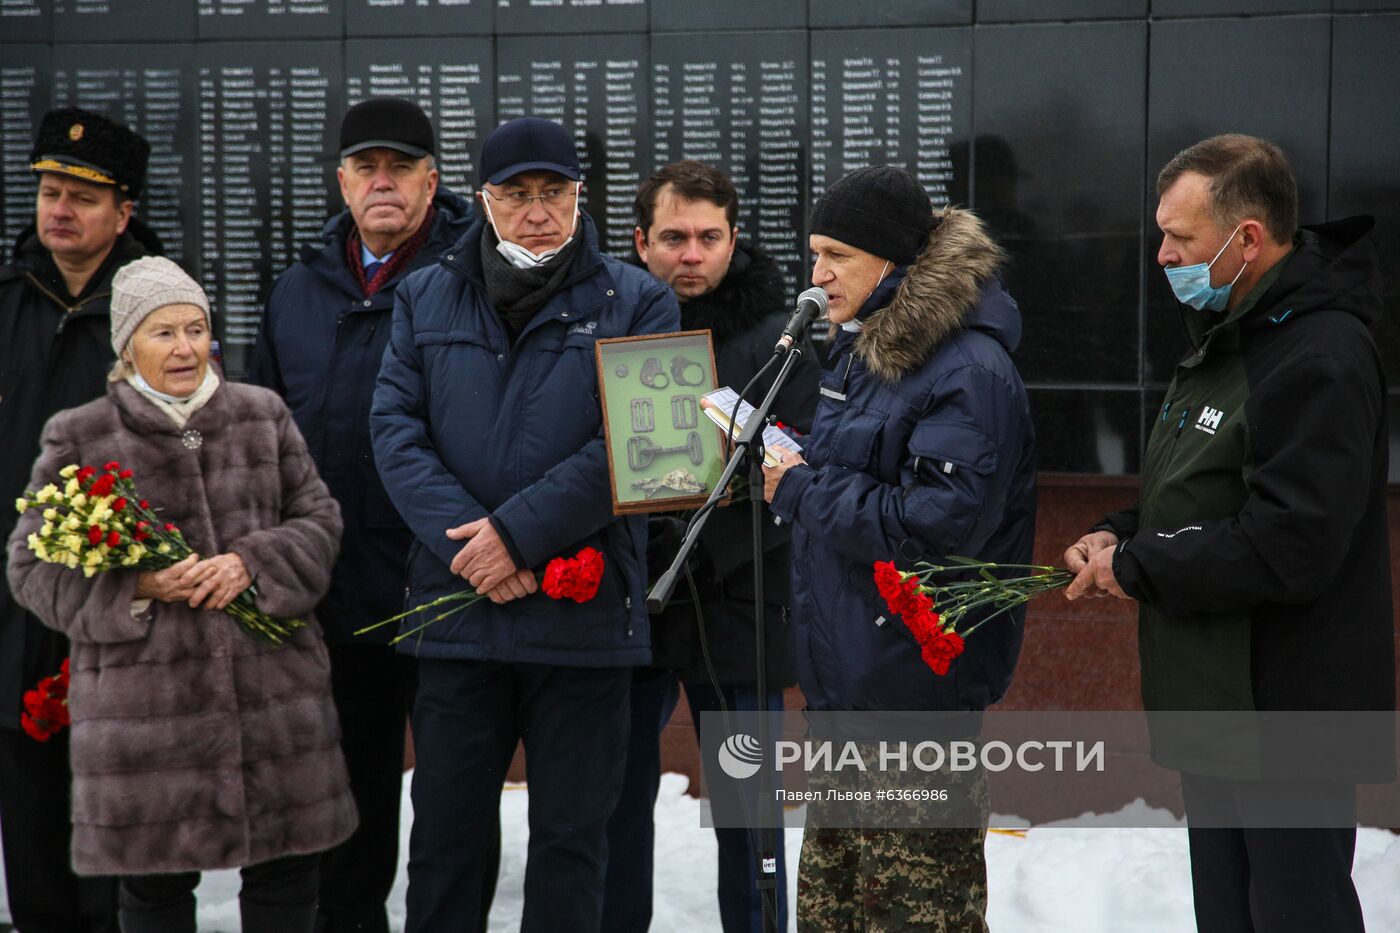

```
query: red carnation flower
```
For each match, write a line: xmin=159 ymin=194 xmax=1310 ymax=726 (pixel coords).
xmin=138 ymin=499 xmax=149 ymax=510
xmin=76 ymin=465 xmax=96 ymax=484
xmin=87 ymin=525 xmax=103 ymax=546
xmin=119 ymin=469 xmax=133 ymax=479
xmin=20 ymin=712 xmax=52 ymax=742
xmin=89 ymin=474 xmax=115 ymax=497
xmin=103 ymin=461 xmax=120 ymax=471
xmin=873 ymin=561 xmax=905 ymax=611
xmin=112 ymin=497 xmax=127 ymax=512
xmin=542 ymin=546 xmax=606 ymax=603
xmin=106 ymin=530 xmax=121 ymax=548
xmin=919 ymin=631 xmax=966 ymax=675
xmin=163 ymin=522 xmax=177 ymax=533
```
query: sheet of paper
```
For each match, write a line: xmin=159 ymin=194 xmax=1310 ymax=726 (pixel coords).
xmin=701 ymin=387 xmax=802 ymax=468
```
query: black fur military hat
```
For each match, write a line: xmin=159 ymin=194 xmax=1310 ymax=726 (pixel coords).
xmin=29 ymin=107 xmax=150 ymax=200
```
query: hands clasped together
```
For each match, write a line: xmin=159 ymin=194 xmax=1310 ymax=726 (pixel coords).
xmin=1061 ymin=530 xmax=1129 ymax=601
xmin=135 ymin=552 xmax=253 ymax=611
xmin=448 ymin=517 xmax=538 ymax=605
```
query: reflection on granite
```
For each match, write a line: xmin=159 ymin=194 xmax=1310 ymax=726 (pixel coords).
xmin=807 ymin=0 xmax=971 ymax=28
xmin=1329 ymin=15 xmax=1400 ymax=397
xmin=1152 ymin=0 xmax=1327 ymax=15
xmin=1028 ymin=389 xmax=1140 ymax=475
xmin=1145 ymin=15 xmax=1331 ymax=383
xmin=976 ymin=0 xmax=1146 ymax=21
xmin=972 ymin=21 xmax=1145 ymax=386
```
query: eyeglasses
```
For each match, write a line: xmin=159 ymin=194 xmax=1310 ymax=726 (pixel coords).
xmin=483 ymin=186 xmax=575 ymax=211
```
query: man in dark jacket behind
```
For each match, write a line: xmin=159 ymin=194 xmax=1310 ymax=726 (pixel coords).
xmin=600 ymin=160 xmax=820 ymax=933
xmin=0 ymin=107 xmax=158 ymax=933
xmin=249 ymin=98 xmax=477 ymax=933
xmin=370 ymin=117 xmax=680 ymax=933
xmin=1064 ymin=134 xmax=1394 ymax=933
xmin=762 ymin=166 xmax=1037 ymax=932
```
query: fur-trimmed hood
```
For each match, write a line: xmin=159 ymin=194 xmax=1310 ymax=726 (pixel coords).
xmin=853 ymin=207 xmax=1017 ymax=383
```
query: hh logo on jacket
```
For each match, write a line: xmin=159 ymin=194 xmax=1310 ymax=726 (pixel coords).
xmin=1195 ymin=406 xmax=1224 ymax=435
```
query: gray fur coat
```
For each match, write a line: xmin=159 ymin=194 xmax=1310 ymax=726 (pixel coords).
xmin=6 ymin=379 xmax=357 ymax=876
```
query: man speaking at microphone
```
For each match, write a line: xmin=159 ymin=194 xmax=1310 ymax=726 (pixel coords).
xmin=602 ymin=160 xmax=819 ymax=933
xmin=762 ymin=165 xmax=1037 ymax=931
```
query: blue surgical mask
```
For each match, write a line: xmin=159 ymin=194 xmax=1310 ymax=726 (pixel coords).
xmin=1163 ymin=223 xmax=1247 ymax=311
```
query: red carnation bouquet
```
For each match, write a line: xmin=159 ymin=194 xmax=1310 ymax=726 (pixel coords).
xmin=21 ymin=659 xmax=70 ymax=742
xmin=356 ymin=546 xmax=607 ymax=645
xmin=15 ymin=461 xmax=304 ymax=645
xmin=874 ymin=556 xmax=1073 ymax=675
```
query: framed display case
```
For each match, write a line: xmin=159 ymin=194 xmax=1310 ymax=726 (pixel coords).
xmin=596 ymin=330 xmax=727 ymax=515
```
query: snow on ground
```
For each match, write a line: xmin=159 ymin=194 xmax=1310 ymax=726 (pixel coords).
xmin=3 ymin=773 xmax=1399 ymax=931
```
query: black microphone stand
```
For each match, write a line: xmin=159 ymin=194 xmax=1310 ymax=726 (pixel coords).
xmin=647 ymin=343 xmax=808 ymax=933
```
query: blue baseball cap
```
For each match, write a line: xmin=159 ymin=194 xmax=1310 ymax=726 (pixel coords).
xmin=479 ymin=117 xmax=581 ymax=186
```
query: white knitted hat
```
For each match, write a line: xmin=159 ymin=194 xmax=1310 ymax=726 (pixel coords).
xmin=110 ymin=256 xmax=211 ymax=355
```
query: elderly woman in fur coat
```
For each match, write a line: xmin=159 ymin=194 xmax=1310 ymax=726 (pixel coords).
xmin=6 ymin=256 xmax=356 ymax=933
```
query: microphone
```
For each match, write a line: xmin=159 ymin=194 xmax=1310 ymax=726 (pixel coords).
xmin=773 ymin=286 xmax=828 ymax=354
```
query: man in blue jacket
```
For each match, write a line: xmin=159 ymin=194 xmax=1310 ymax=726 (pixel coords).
xmin=249 ymin=97 xmax=476 ymax=933
xmin=370 ymin=116 xmax=680 ymax=933
xmin=762 ymin=166 xmax=1036 ymax=932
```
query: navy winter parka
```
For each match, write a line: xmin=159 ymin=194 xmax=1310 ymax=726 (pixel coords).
xmin=370 ymin=212 xmax=681 ymax=665
xmin=249 ymin=188 xmax=475 ymax=642
xmin=769 ymin=208 xmax=1037 ymax=712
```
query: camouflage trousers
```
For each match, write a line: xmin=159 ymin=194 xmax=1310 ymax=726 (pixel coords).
xmin=797 ymin=750 xmax=989 ymax=932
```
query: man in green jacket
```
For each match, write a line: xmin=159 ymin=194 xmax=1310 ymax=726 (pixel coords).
xmin=1064 ymin=134 xmax=1392 ymax=933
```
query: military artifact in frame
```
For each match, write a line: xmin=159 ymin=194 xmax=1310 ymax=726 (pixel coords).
xmin=595 ymin=330 xmax=726 ymax=515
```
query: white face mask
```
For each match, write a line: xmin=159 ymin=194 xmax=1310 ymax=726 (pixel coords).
xmin=841 ymin=260 xmax=891 ymax=331
xmin=129 ymin=366 xmax=209 ymax=403
xmin=482 ymin=182 xmax=581 ymax=270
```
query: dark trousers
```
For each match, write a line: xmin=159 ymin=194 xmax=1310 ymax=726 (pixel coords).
xmin=118 ymin=852 xmax=320 ymax=933
xmin=602 ymin=674 xmax=789 ymax=933
xmin=0 ymin=726 xmax=118 ymax=933
xmin=1180 ymin=772 xmax=1363 ymax=933
xmin=406 ymin=658 xmax=630 ymax=933
xmin=315 ymin=644 xmax=416 ymax=933
xmin=600 ymin=671 xmax=680 ymax=933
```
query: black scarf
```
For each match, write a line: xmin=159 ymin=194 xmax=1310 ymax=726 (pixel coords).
xmin=480 ymin=227 xmax=583 ymax=343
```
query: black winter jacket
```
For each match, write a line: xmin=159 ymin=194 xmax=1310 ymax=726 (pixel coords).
xmin=644 ymin=241 xmax=821 ymax=686
xmin=1101 ymin=217 xmax=1394 ymax=724
xmin=0 ymin=220 xmax=161 ymax=729
xmin=249 ymin=189 xmax=475 ymax=642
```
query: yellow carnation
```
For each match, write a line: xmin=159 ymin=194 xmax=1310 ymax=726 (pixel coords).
xmin=42 ymin=508 xmax=58 ymax=521
xmin=59 ymin=465 xmax=78 ymax=479
xmin=37 ymin=483 xmax=59 ymax=502
xmin=64 ymin=478 xmax=80 ymax=496
xmin=14 ymin=497 xmax=28 ymax=513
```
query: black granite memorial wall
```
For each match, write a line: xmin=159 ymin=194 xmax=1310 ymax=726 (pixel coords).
xmin=1 ymin=2 xmax=1397 ymax=476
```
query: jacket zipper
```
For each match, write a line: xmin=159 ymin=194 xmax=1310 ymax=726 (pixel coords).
xmin=26 ymin=271 xmax=111 ymax=331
